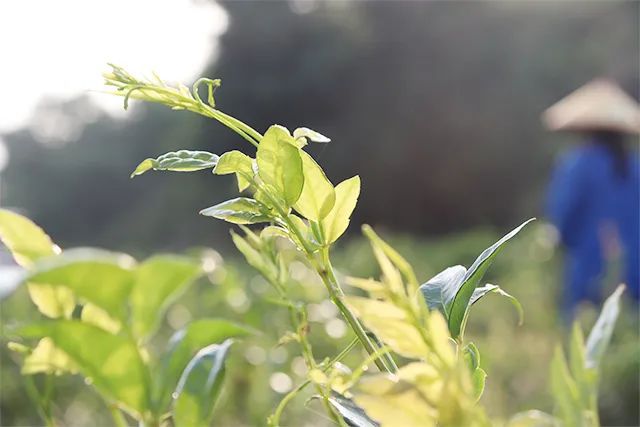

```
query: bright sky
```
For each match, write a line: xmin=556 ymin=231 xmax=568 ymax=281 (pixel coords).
xmin=0 ymin=0 xmax=229 ymax=140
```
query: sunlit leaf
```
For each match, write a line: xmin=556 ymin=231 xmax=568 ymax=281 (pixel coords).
xmin=293 ymin=151 xmax=335 ymax=222
xmin=321 ymin=176 xmax=360 ymax=244
xmin=328 ymin=393 xmax=379 ymax=427
xmin=345 ymin=296 xmax=428 ymax=358
xmin=362 ymin=224 xmax=418 ymax=291
xmin=155 ymin=319 xmax=253 ymax=410
xmin=172 ymin=340 xmax=232 ymax=427
xmin=584 ymin=284 xmax=624 ymax=369
xmin=200 ymin=197 xmax=271 ymax=225
xmin=19 ymin=320 xmax=151 ymax=418
xmin=0 ymin=209 xmax=60 ymax=267
xmin=256 ymin=125 xmax=304 ymax=207
xmin=131 ymin=150 xmax=219 ymax=177
xmin=212 ymin=150 xmax=254 ymax=191
xmin=81 ymin=303 xmax=121 ymax=334
xmin=130 ymin=255 xmax=201 ymax=339
xmin=448 ymin=219 xmax=534 ymax=339
xmin=21 ymin=337 xmax=78 ymax=376
xmin=231 ymin=232 xmax=278 ymax=283
xmin=23 ymin=249 xmax=137 ymax=320
xmin=293 ymin=127 xmax=331 ymax=143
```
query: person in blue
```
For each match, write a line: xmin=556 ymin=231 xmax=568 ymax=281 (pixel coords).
xmin=543 ymin=79 xmax=640 ymax=319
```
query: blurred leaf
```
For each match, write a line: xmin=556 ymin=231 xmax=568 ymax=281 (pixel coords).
xmin=507 ymin=410 xmax=558 ymax=427
xmin=471 ymin=367 xmax=487 ymax=401
xmin=293 ymin=151 xmax=335 ymax=221
xmin=131 ymin=150 xmax=219 ymax=177
xmin=26 ymin=283 xmax=76 ymax=319
xmin=549 ymin=346 xmax=581 ymax=427
xmin=81 ymin=303 xmax=121 ymax=334
xmin=19 ymin=320 xmax=151 ymax=417
xmin=448 ymin=219 xmax=534 ymax=339
xmin=585 ymin=284 xmax=624 ymax=369
xmin=155 ymin=319 xmax=252 ymax=410
xmin=362 ymin=224 xmax=418 ymax=290
xmin=469 ymin=284 xmax=523 ymax=325
xmin=345 ymin=296 xmax=428 ymax=358
xmin=130 ymin=255 xmax=201 ymax=339
xmin=328 ymin=393 xmax=379 ymax=427
xmin=293 ymin=127 xmax=331 ymax=143
xmin=172 ymin=340 xmax=232 ymax=427
xmin=0 ymin=209 xmax=60 ymax=267
xmin=200 ymin=197 xmax=271 ymax=225
xmin=256 ymin=125 xmax=304 ymax=207
xmin=231 ymin=232 xmax=278 ymax=283
xmin=419 ymin=265 xmax=466 ymax=314
xmin=463 ymin=342 xmax=480 ymax=371
xmin=21 ymin=337 xmax=78 ymax=376
xmin=213 ymin=150 xmax=254 ymax=191
xmin=24 ymin=249 xmax=136 ymax=320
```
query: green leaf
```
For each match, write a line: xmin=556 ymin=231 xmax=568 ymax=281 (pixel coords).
xmin=585 ymin=284 xmax=624 ymax=369
xmin=293 ymin=127 xmax=331 ymax=144
xmin=293 ymin=151 xmax=336 ymax=221
xmin=256 ymin=125 xmax=304 ymax=207
xmin=448 ymin=219 xmax=534 ymax=339
xmin=212 ymin=150 xmax=254 ymax=191
xmin=172 ymin=340 xmax=232 ymax=427
xmin=549 ymin=345 xmax=581 ymax=426
xmin=200 ymin=197 xmax=271 ymax=225
xmin=23 ymin=248 xmax=137 ymax=320
xmin=471 ymin=367 xmax=487 ymax=401
xmin=419 ymin=265 xmax=466 ymax=315
xmin=21 ymin=337 xmax=78 ymax=376
xmin=469 ymin=284 xmax=524 ymax=325
xmin=231 ymin=232 xmax=278 ymax=283
xmin=463 ymin=342 xmax=480 ymax=371
xmin=328 ymin=393 xmax=379 ymax=427
xmin=131 ymin=150 xmax=219 ymax=177
xmin=27 ymin=283 xmax=76 ymax=319
xmin=19 ymin=320 xmax=151 ymax=418
xmin=155 ymin=319 xmax=252 ymax=410
xmin=81 ymin=303 xmax=121 ymax=334
xmin=321 ymin=176 xmax=360 ymax=244
xmin=345 ymin=296 xmax=429 ymax=358
xmin=130 ymin=255 xmax=201 ymax=340
xmin=0 ymin=209 xmax=59 ymax=267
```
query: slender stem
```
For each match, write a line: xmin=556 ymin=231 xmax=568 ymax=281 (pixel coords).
xmin=23 ymin=375 xmax=55 ymax=427
xmin=109 ymin=406 xmax=129 ymax=427
xmin=311 ymin=248 xmax=397 ymax=373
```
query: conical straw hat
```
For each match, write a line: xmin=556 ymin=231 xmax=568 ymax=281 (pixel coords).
xmin=542 ymin=79 xmax=640 ymax=134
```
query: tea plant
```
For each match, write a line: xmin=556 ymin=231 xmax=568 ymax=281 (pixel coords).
xmin=0 ymin=209 xmax=252 ymax=426
xmin=99 ymin=64 xmax=626 ymax=427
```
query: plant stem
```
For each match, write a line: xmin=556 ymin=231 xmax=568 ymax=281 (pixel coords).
xmin=312 ymin=248 xmax=398 ymax=374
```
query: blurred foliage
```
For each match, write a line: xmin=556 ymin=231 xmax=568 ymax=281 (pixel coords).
xmin=2 ymin=223 xmax=638 ymax=426
xmin=2 ymin=1 xmax=638 ymax=252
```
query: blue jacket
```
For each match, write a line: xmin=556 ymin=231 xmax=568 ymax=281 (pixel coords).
xmin=546 ymin=140 xmax=639 ymax=312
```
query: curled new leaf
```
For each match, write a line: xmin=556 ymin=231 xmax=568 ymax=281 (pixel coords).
xmin=293 ymin=127 xmax=331 ymax=144
xmin=200 ymin=197 xmax=271 ymax=225
xmin=213 ymin=150 xmax=254 ymax=191
xmin=131 ymin=150 xmax=219 ymax=177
